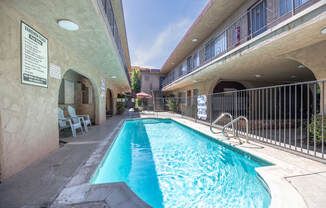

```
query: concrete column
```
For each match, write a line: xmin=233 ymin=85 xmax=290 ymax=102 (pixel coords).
xmin=111 ymin=90 xmax=118 ymax=115
xmin=97 ymin=85 xmax=106 ymax=124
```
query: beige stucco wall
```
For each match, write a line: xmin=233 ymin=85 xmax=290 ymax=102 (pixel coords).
xmin=285 ymin=40 xmax=326 ymax=80
xmin=285 ymin=40 xmax=326 ymax=111
xmin=0 ymin=2 xmax=122 ymax=180
xmin=141 ymin=72 xmax=161 ymax=94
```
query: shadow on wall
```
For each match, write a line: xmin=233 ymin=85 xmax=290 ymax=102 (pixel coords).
xmin=58 ymin=69 xmax=96 ymax=123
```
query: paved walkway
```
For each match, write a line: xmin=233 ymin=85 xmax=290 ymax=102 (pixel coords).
xmin=0 ymin=114 xmax=143 ymax=208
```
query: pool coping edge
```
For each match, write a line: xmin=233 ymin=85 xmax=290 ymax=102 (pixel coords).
xmin=50 ymin=119 xmax=152 ymax=208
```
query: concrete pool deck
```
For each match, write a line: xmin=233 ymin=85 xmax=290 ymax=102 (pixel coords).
xmin=0 ymin=112 xmax=325 ymax=207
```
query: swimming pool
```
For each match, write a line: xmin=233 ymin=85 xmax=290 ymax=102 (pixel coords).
xmin=91 ymin=118 xmax=272 ymax=208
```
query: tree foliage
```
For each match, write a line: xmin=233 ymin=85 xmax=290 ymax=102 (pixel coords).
xmin=131 ymin=68 xmax=141 ymax=94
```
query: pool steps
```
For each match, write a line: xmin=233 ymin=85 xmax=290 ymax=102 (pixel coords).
xmin=210 ymin=113 xmax=249 ymax=144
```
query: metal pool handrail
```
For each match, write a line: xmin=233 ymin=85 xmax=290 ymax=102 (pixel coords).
xmin=210 ymin=113 xmax=235 ymax=135
xmin=223 ymin=116 xmax=249 ymax=144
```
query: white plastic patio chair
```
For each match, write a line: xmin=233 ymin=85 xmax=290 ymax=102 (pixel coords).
xmin=58 ymin=107 xmax=83 ymax=137
xmin=67 ymin=105 xmax=91 ymax=132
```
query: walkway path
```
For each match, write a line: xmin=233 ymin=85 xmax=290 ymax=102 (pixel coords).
xmin=0 ymin=114 xmax=144 ymax=208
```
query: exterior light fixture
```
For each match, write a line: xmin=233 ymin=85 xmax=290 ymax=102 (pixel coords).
xmin=321 ymin=27 xmax=326 ymax=34
xmin=111 ymin=76 xmax=117 ymax=79
xmin=192 ymin=38 xmax=198 ymax=42
xmin=255 ymin=74 xmax=262 ymax=78
xmin=57 ymin=19 xmax=79 ymax=31
xmin=192 ymin=80 xmax=198 ymax=83
xmin=297 ymin=64 xmax=305 ymax=69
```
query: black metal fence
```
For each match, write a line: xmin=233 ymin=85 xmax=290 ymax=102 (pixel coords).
xmin=133 ymin=80 xmax=326 ymax=161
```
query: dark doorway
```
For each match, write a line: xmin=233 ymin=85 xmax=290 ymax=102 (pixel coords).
xmin=106 ymin=89 xmax=113 ymax=117
xmin=213 ymin=81 xmax=246 ymax=94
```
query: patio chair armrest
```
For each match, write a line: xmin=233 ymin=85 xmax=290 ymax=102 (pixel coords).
xmin=59 ymin=118 xmax=73 ymax=127
xmin=58 ymin=118 xmax=70 ymax=122
xmin=77 ymin=114 xmax=90 ymax=120
xmin=70 ymin=116 xmax=84 ymax=123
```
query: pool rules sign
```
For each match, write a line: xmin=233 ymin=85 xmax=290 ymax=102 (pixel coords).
xmin=197 ymin=95 xmax=207 ymax=120
xmin=21 ymin=21 xmax=48 ymax=87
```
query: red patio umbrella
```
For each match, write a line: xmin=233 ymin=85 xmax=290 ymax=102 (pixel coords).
xmin=136 ymin=92 xmax=152 ymax=98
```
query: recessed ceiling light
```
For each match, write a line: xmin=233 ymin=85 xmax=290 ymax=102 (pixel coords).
xmin=112 ymin=76 xmax=117 ymax=79
xmin=321 ymin=27 xmax=326 ymax=34
xmin=192 ymin=38 xmax=198 ymax=42
xmin=57 ymin=19 xmax=79 ymax=31
xmin=297 ymin=64 xmax=305 ymax=69
xmin=255 ymin=74 xmax=262 ymax=78
xmin=290 ymin=75 xmax=297 ymax=78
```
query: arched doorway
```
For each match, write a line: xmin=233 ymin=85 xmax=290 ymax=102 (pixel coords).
xmin=213 ymin=81 xmax=246 ymax=94
xmin=58 ymin=70 xmax=96 ymax=137
xmin=211 ymin=81 xmax=246 ymax=124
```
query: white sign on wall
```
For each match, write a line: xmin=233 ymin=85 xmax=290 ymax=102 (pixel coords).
xmin=50 ymin=63 xmax=61 ymax=80
xmin=100 ymin=79 xmax=105 ymax=99
xmin=197 ymin=95 xmax=207 ymax=120
xmin=21 ymin=21 xmax=48 ymax=87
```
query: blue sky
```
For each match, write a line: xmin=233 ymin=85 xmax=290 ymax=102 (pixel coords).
xmin=122 ymin=0 xmax=208 ymax=69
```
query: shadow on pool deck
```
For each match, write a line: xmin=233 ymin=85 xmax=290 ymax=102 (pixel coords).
xmin=0 ymin=113 xmax=145 ymax=208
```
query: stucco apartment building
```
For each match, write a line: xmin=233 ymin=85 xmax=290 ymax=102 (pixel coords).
xmin=131 ymin=66 xmax=162 ymax=95
xmin=160 ymin=0 xmax=326 ymax=105
xmin=0 ymin=0 xmax=131 ymax=181
xmin=140 ymin=68 xmax=161 ymax=95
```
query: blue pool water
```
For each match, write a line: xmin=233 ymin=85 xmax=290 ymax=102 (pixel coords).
xmin=91 ymin=119 xmax=272 ymax=208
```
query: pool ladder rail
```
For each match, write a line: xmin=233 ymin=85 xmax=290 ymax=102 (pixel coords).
xmin=210 ymin=113 xmax=249 ymax=144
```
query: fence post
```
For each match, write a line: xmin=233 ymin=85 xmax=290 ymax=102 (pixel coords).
xmin=292 ymin=0 xmax=296 ymax=16
xmin=210 ymin=94 xmax=212 ymax=125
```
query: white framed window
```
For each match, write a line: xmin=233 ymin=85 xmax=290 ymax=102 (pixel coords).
xmin=193 ymin=51 xmax=199 ymax=68
xmin=215 ymin=32 xmax=227 ymax=55
xmin=181 ymin=62 xmax=187 ymax=75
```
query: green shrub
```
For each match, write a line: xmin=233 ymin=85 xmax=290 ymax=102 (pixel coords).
xmin=166 ymin=97 xmax=177 ymax=112
xmin=309 ymin=114 xmax=326 ymax=144
xmin=135 ymin=98 xmax=140 ymax=108
xmin=117 ymin=102 xmax=126 ymax=115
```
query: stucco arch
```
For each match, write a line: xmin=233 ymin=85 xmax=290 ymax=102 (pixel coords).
xmin=58 ymin=69 xmax=101 ymax=125
xmin=208 ymin=79 xmax=250 ymax=95
xmin=283 ymin=40 xmax=325 ymax=81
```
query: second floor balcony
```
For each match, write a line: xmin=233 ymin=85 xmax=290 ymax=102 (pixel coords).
xmin=100 ymin=0 xmax=131 ymax=86
xmin=162 ymin=0 xmax=322 ymax=88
